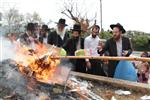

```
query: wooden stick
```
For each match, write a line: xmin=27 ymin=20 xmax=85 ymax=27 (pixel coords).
xmin=70 ymin=71 xmax=150 ymax=94
xmin=52 ymin=56 xmax=150 ymax=62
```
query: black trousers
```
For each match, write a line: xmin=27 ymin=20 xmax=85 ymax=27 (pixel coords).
xmin=107 ymin=61 xmax=119 ymax=77
xmin=70 ymin=59 xmax=86 ymax=73
xmin=75 ymin=59 xmax=86 ymax=73
xmin=87 ymin=59 xmax=106 ymax=76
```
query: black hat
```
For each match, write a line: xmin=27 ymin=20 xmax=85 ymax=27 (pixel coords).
xmin=42 ymin=24 xmax=50 ymax=31
xmin=72 ymin=24 xmax=82 ymax=32
xmin=26 ymin=23 xmax=35 ymax=31
xmin=110 ymin=23 xmax=126 ymax=34
xmin=57 ymin=18 xmax=67 ymax=26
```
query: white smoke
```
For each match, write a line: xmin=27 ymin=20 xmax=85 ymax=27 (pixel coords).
xmin=0 ymin=36 xmax=16 ymax=61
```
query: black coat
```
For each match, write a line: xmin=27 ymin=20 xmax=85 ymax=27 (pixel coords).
xmin=63 ymin=38 xmax=86 ymax=73
xmin=47 ymin=31 xmax=69 ymax=47
xmin=98 ymin=37 xmax=132 ymax=77
xmin=63 ymin=38 xmax=84 ymax=56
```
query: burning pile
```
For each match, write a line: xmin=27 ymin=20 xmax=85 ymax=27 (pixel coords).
xmin=0 ymin=43 xmax=74 ymax=100
xmin=15 ymin=44 xmax=62 ymax=84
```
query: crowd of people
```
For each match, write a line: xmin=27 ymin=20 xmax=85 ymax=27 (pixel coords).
xmin=7 ymin=18 xmax=150 ymax=84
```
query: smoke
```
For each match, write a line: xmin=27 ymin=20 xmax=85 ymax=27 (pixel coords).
xmin=0 ymin=36 xmax=16 ymax=61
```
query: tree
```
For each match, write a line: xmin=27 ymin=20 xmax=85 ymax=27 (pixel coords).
xmin=100 ymin=30 xmax=112 ymax=39
xmin=4 ymin=8 xmax=24 ymax=33
xmin=61 ymin=0 xmax=97 ymax=33
xmin=132 ymin=35 xmax=150 ymax=51
xmin=25 ymin=12 xmax=42 ymax=24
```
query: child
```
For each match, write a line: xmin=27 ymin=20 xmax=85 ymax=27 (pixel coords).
xmin=137 ymin=62 xmax=150 ymax=83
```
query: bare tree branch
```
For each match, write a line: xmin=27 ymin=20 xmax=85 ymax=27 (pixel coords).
xmin=61 ymin=0 xmax=96 ymax=32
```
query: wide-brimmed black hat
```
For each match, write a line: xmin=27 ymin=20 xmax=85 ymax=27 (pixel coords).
xmin=26 ymin=23 xmax=35 ymax=31
xmin=56 ymin=18 xmax=68 ymax=26
xmin=110 ymin=23 xmax=126 ymax=34
xmin=42 ymin=24 xmax=50 ymax=31
xmin=71 ymin=24 xmax=82 ymax=32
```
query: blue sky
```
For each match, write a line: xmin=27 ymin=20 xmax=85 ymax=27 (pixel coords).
xmin=0 ymin=0 xmax=150 ymax=33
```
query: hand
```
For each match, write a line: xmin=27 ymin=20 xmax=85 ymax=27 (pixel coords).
xmin=86 ymin=61 xmax=91 ymax=69
xmin=97 ymin=46 xmax=102 ymax=50
xmin=97 ymin=41 xmax=104 ymax=51
xmin=122 ymin=50 xmax=128 ymax=56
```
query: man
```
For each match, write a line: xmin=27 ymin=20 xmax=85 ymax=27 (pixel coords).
xmin=39 ymin=24 xmax=50 ymax=44
xmin=18 ymin=23 xmax=37 ymax=47
xmin=63 ymin=24 xmax=86 ymax=73
xmin=47 ymin=18 xmax=69 ymax=47
xmin=84 ymin=25 xmax=105 ymax=76
xmin=98 ymin=23 xmax=132 ymax=77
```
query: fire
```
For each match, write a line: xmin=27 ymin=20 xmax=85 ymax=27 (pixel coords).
xmin=15 ymin=43 xmax=61 ymax=83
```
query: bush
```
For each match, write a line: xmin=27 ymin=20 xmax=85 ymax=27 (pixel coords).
xmin=132 ymin=35 xmax=150 ymax=51
xmin=99 ymin=31 xmax=112 ymax=39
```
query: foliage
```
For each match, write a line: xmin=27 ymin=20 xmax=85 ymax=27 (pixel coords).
xmin=99 ymin=30 xmax=112 ymax=39
xmin=132 ymin=35 xmax=150 ymax=51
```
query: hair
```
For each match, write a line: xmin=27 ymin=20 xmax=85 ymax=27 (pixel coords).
xmin=42 ymin=24 xmax=48 ymax=31
xmin=92 ymin=25 xmax=100 ymax=31
xmin=141 ymin=51 xmax=149 ymax=57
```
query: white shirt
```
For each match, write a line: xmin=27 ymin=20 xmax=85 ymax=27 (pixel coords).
xmin=116 ymin=38 xmax=122 ymax=56
xmin=84 ymin=34 xmax=100 ymax=56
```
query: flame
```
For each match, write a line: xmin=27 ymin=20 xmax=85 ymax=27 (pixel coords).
xmin=15 ymin=43 xmax=60 ymax=83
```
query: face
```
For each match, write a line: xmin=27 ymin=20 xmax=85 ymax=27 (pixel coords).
xmin=112 ymin=27 xmax=121 ymax=40
xmin=92 ymin=27 xmax=99 ymax=36
xmin=35 ymin=26 xmax=41 ymax=33
xmin=72 ymin=31 xmax=80 ymax=38
xmin=58 ymin=24 xmax=65 ymax=32
xmin=41 ymin=28 xmax=47 ymax=34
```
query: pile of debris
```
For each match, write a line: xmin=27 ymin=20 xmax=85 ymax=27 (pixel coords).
xmin=0 ymin=59 xmax=80 ymax=100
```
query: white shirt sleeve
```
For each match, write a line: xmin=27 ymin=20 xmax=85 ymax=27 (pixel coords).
xmin=84 ymin=37 xmax=89 ymax=62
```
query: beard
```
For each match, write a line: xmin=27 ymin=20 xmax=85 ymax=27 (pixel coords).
xmin=113 ymin=35 xmax=121 ymax=41
xmin=92 ymin=34 xmax=97 ymax=38
xmin=73 ymin=36 xmax=80 ymax=43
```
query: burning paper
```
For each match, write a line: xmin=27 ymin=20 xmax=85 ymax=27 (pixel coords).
xmin=14 ymin=43 xmax=70 ymax=85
